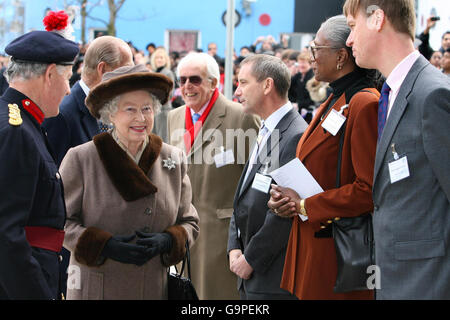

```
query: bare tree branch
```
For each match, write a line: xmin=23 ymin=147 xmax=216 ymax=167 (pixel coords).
xmin=116 ymin=0 xmax=126 ymax=13
xmin=86 ymin=15 xmax=108 ymax=26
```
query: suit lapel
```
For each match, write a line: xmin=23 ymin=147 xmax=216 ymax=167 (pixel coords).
xmin=238 ymin=139 xmax=272 ymax=198
xmin=298 ymin=94 xmax=344 ymax=161
xmin=237 ymin=108 xmax=297 ymax=199
xmin=234 ymin=159 xmax=251 ymax=207
xmin=169 ymin=106 xmax=187 ymax=151
xmin=72 ymin=82 xmax=99 ymax=139
xmin=373 ymin=56 xmax=428 ymax=182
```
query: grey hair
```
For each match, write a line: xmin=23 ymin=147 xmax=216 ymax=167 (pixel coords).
xmin=5 ymin=60 xmax=67 ymax=83
xmin=176 ymin=52 xmax=220 ymax=88
xmin=318 ymin=15 xmax=353 ymax=56
xmin=98 ymin=93 xmax=162 ymax=125
xmin=82 ymin=36 xmax=132 ymax=79
xmin=240 ymin=54 xmax=291 ymax=98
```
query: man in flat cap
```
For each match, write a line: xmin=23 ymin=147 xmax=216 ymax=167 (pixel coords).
xmin=0 ymin=28 xmax=79 ymax=299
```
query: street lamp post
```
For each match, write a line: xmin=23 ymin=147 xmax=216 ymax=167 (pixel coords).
xmin=224 ymin=0 xmax=235 ymax=100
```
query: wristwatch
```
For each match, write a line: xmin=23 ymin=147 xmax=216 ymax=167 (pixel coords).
xmin=299 ymin=199 xmax=307 ymax=217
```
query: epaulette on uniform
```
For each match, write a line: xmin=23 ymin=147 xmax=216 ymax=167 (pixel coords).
xmin=8 ymin=103 xmax=23 ymax=126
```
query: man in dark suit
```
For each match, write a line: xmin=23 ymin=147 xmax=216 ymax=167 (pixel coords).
xmin=345 ymin=0 xmax=450 ymax=299
xmin=43 ymin=35 xmax=133 ymax=166
xmin=227 ymin=54 xmax=308 ymax=299
xmin=0 ymin=28 xmax=79 ymax=299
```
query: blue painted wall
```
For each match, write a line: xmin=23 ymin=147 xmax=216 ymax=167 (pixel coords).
xmin=2 ymin=0 xmax=295 ymax=54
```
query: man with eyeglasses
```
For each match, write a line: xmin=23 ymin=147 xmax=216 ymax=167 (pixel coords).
xmin=167 ymin=52 xmax=259 ymax=300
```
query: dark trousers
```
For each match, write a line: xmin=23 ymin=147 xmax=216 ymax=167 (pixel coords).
xmin=59 ymin=247 xmax=70 ymax=298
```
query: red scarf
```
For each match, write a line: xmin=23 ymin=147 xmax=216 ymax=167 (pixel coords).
xmin=184 ymin=88 xmax=219 ymax=152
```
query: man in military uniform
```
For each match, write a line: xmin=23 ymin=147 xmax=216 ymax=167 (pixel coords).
xmin=0 ymin=30 xmax=79 ymax=299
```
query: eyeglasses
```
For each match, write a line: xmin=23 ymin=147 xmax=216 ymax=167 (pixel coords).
xmin=120 ymin=105 xmax=153 ymax=117
xmin=178 ymin=75 xmax=204 ymax=86
xmin=309 ymin=42 xmax=342 ymax=61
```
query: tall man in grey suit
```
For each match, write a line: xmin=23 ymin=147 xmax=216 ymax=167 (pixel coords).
xmin=228 ymin=54 xmax=308 ymax=299
xmin=345 ymin=0 xmax=450 ymax=299
xmin=43 ymin=36 xmax=133 ymax=166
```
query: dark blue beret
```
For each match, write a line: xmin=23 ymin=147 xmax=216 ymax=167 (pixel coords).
xmin=5 ymin=30 xmax=79 ymax=65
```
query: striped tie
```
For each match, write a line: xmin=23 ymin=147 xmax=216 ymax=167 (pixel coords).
xmin=256 ymin=124 xmax=268 ymax=156
xmin=241 ymin=123 xmax=268 ymax=188
xmin=378 ymin=82 xmax=391 ymax=140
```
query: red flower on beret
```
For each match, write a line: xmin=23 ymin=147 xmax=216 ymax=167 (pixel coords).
xmin=43 ymin=11 xmax=69 ymax=31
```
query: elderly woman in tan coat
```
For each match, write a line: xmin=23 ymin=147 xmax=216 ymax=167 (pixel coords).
xmin=60 ymin=64 xmax=199 ymax=300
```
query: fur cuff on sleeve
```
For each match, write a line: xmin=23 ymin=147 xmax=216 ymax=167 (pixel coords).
xmin=75 ymin=227 xmax=112 ymax=267
xmin=161 ymin=225 xmax=188 ymax=267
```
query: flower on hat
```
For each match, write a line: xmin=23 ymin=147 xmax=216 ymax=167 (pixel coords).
xmin=43 ymin=11 xmax=69 ymax=31
xmin=43 ymin=10 xmax=75 ymax=41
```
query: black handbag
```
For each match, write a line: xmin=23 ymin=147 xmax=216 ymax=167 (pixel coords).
xmin=167 ymin=240 xmax=199 ymax=300
xmin=331 ymin=115 xmax=375 ymax=293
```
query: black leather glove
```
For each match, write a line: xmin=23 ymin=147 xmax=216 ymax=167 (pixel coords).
xmin=135 ymin=231 xmax=173 ymax=259
xmin=101 ymin=234 xmax=152 ymax=266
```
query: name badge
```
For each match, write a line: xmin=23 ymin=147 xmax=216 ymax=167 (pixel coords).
xmin=321 ymin=106 xmax=348 ymax=136
xmin=214 ymin=147 xmax=235 ymax=168
xmin=251 ymin=173 xmax=272 ymax=193
xmin=388 ymin=143 xmax=410 ymax=184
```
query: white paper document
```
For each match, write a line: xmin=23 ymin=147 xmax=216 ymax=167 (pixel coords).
xmin=270 ymin=158 xmax=324 ymax=221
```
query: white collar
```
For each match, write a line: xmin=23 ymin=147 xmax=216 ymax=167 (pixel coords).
xmin=386 ymin=50 xmax=420 ymax=97
xmin=262 ymin=101 xmax=293 ymax=133
xmin=79 ymin=79 xmax=90 ymax=97
xmin=189 ymin=97 xmax=212 ymax=117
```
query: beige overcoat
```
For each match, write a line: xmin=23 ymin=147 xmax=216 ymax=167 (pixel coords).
xmin=167 ymin=93 xmax=259 ymax=299
xmin=61 ymin=133 xmax=199 ymax=300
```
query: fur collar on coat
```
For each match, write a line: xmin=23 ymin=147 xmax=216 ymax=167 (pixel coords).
xmin=93 ymin=132 xmax=163 ymax=202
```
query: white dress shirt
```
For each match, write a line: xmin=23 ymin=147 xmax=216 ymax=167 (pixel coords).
xmin=385 ymin=50 xmax=420 ymax=118
xmin=79 ymin=79 xmax=90 ymax=96
xmin=243 ymin=102 xmax=293 ymax=183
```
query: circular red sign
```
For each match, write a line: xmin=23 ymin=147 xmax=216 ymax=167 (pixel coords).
xmin=259 ymin=13 xmax=271 ymax=26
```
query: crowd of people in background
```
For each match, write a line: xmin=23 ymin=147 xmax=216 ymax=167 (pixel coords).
xmin=46 ymin=14 xmax=448 ymax=133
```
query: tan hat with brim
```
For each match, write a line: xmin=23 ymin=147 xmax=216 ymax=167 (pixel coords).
xmin=86 ymin=64 xmax=174 ymax=119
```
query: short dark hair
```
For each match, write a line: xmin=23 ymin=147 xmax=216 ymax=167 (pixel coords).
xmin=240 ymin=54 xmax=291 ymax=98
xmin=443 ymin=31 xmax=450 ymax=39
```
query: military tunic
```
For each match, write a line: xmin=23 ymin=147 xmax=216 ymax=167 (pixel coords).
xmin=0 ymin=88 xmax=66 ymax=299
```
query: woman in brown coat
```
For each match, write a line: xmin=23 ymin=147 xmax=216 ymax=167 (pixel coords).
xmin=268 ymin=15 xmax=380 ymax=299
xmin=61 ymin=64 xmax=199 ymax=300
